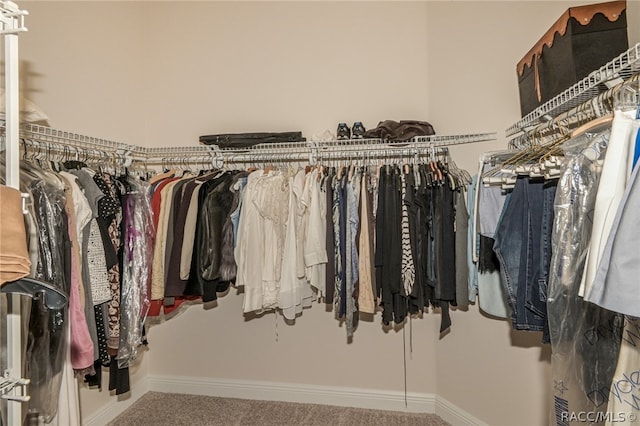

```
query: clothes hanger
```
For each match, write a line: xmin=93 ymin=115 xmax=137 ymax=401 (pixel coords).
xmin=481 ymin=149 xmax=519 ymax=187
xmin=21 ymin=139 xmax=38 ymax=172
xmin=37 ymin=142 xmax=50 ymax=171
xmin=1 ymin=277 xmax=68 ymax=310
xmin=20 ymin=138 xmax=29 ymax=163
xmin=440 ymin=150 xmax=460 ymax=190
xmin=613 ymin=78 xmax=640 ymax=112
xmin=570 ymin=113 xmax=614 ymax=139
xmin=435 ymin=148 xmax=455 ymax=189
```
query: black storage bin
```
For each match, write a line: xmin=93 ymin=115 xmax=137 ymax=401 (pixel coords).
xmin=517 ymin=0 xmax=628 ymax=117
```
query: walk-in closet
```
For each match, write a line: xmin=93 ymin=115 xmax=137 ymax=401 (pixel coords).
xmin=2 ymin=1 xmax=640 ymax=425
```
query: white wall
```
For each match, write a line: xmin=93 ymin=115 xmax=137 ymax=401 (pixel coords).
xmin=427 ymin=2 xmax=587 ymax=424
xmin=15 ymin=1 xmax=640 ymax=425
xmin=140 ymin=0 xmax=440 ymax=406
xmin=19 ymin=1 xmax=146 ymax=145
xmin=139 ymin=1 xmax=431 ymax=148
xmin=628 ymin=0 xmax=640 ymax=48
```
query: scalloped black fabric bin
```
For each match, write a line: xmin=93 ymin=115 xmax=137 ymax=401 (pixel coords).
xmin=517 ymin=1 xmax=628 ymax=117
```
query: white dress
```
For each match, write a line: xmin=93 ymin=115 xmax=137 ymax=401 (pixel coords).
xmin=279 ymin=170 xmax=315 ymax=319
xmin=304 ymin=170 xmax=328 ymax=297
xmin=257 ymin=171 xmax=288 ymax=310
xmin=237 ymin=170 xmax=266 ymax=313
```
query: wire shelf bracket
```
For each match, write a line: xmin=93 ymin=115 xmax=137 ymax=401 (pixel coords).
xmin=0 ymin=371 xmax=30 ymax=403
xmin=0 ymin=1 xmax=26 ymax=35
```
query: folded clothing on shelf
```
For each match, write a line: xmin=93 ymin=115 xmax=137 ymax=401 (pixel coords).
xmin=199 ymin=131 xmax=306 ymax=148
xmin=0 ymin=185 xmax=31 ymax=286
xmin=363 ymin=120 xmax=435 ymax=141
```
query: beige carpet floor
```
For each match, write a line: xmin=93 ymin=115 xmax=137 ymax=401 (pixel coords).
xmin=107 ymin=391 xmax=451 ymax=426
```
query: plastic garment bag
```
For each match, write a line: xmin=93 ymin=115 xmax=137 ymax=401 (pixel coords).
xmin=547 ymin=129 xmax=624 ymax=425
xmin=31 ymin=175 xmax=68 ymax=295
xmin=117 ymin=178 xmax=153 ymax=368
xmin=23 ymin=293 xmax=67 ymax=424
xmin=22 ymin=173 xmax=70 ymax=423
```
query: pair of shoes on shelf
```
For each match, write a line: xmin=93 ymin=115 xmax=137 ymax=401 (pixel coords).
xmin=337 ymin=122 xmax=366 ymax=140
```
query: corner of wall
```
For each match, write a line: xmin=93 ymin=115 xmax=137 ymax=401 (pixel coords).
xmin=627 ymin=1 xmax=640 ymax=47
xmin=80 ymin=350 xmax=150 ymax=426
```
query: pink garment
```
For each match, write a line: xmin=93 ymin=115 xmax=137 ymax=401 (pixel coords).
xmin=68 ymin=241 xmax=95 ymax=372
xmin=64 ymin=189 xmax=95 ymax=373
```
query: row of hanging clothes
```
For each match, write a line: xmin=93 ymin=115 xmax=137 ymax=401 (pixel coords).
xmin=0 ymin=132 xmax=488 ymax=425
xmin=481 ymin=75 xmax=640 ymax=425
xmin=147 ymin=146 xmax=475 ymax=337
xmin=0 ymin=139 xmax=153 ymax=426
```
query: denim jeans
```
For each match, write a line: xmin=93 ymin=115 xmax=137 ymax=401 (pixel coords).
xmin=493 ymin=177 xmax=547 ymax=334
xmin=524 ymin=180 xmax=556 ymax=342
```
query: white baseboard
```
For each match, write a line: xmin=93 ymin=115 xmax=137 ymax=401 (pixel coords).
xmin=82 ymin=378 xmax=149 ymax=426
xmin=435 ymin=396 xmax=489 ymax=426
xmin=148 ymin=374 xmax=487 ymax=426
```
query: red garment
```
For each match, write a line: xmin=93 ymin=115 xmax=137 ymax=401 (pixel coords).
xmin=147 ymin=296 xmax=201 ymax=317
xmin=148 ymin=300 xmax=163 ymax=317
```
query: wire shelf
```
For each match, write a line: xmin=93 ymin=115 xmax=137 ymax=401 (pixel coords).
xmin=216 ymin=140 xmax=314 ymax=153
xmin=221 ymin=151 xmax=313 ymax=164
xmin=18 ymin=123 xmax=144 ymax=156
xmin=2 ymin=123 xmax=497 ymax=166
xmin=315 ymin=133 xmax=496 ymax=149
xmin=144 ymin=146 xmax=213 ymax=158
xmin=506 ymin=43 xmax=640 ymax=137
xmin=412 ymin=132 xmax=497 ymax=145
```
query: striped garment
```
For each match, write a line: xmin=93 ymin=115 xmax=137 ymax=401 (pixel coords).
xmin=400 ymin=170 xmax=415 ymax=297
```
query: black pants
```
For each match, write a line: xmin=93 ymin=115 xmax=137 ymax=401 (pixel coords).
xmin=376 ymin=166 xmax=405 ymax=325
